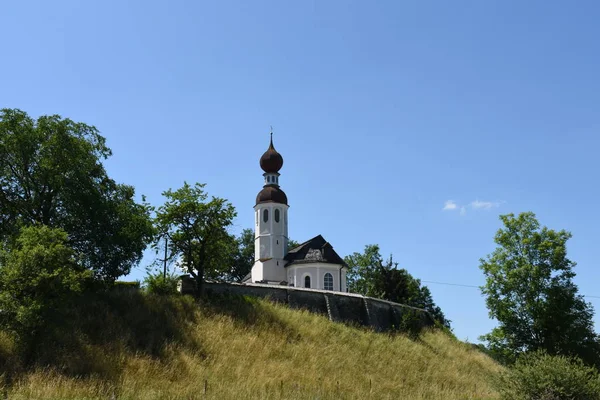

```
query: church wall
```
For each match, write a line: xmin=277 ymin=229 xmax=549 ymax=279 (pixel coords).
xmin=197 ymin=282 xmax=434 ymax=333
xmin=287 ymin=263 xmax=346 ymax=292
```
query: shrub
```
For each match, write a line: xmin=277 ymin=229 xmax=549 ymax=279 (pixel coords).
xmin=143 ymin=271 xmax=179 ymax=295
xmin=0 ymin=226 xmax=92 ymax=345
xmin=113 ymin=281 xmax=141 ymax=291
xmin=496 ymin=351 xmax=600 ymax=400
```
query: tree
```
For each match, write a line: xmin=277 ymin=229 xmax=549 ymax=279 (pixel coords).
xmin=154 ymin=182 xmax=237 ymax=295
xmin=0 ymin=108 xmax=154 ymax=281
xmin=0 ymin=225 xmax=92 ymax=343
xmin=479 ymin=212 xmax=599 ymax=366
xmin=345 ymin=244 xmax=451 ymax=329
xmin=227 ymin=230 xmax=301 ymax=283
xmin=228 ymin=228 xmax=254 ymax=282
xmin=496 ymin=351 xmax=600 ymax=400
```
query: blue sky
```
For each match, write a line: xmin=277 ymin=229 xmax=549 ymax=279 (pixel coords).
xmin=2 ymin=0 xmax=599 ymax=342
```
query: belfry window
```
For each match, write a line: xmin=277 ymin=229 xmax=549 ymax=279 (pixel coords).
xmin=267 ymin=176 xmax=271 ymax=182
xmin=304 ymin=275 xmax=311 ymax=289
xmin=263 ymin=209 xmax=268 ymax=223
xmin=324 ymin=273 xmax=333 ymax=291
xmin=275 ymin=209 xmax=280 ymax=223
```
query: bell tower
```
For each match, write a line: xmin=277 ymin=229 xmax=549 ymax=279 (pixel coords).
xmin=251 ymin=132 xmax=289 ymax=283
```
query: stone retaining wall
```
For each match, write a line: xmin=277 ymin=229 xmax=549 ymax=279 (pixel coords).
xmin=199 ymin=282 xmax=434 ymax=333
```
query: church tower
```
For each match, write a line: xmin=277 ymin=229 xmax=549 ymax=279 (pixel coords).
xmin=251 ymin=133 xmax=289 ymax=283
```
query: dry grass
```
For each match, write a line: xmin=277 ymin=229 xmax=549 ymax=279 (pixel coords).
xmin=0 ymin=292 xmax=502 ymax=399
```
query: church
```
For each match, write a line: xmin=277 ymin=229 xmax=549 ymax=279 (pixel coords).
xmin=243 ymin=133 xmax=348 ymax=292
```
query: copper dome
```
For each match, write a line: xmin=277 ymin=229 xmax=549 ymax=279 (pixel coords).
xmin=256 ymin=185 xmax=288 ymax=205
xmin=260 ymin=135 xmax=283 ymax=173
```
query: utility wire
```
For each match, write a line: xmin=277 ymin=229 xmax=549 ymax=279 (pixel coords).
xmin=421 ymin=280 xmax=600 ymax=299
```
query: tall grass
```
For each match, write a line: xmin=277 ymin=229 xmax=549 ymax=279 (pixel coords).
xmin=0 ymin=291 xmax=502 ymax=399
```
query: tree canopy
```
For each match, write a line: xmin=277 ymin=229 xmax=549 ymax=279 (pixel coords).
xmin=479 ymin=212 xmax=599 ymax=366
xmin=345 ymin=244 xmax=451 ymax=329
xmin=154 ymin=182 xmax=237 ymax=294
xmin=0 ymin=108 xmax=155 ymax=281
xmin=0 ymin=225 xmax=92 ymax=341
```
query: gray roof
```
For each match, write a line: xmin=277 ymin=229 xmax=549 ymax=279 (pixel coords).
xmin=285 ymin=235 xmax=347 ymax=268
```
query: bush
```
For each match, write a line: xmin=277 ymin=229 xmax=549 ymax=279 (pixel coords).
xmin=113 ymin=281 xmax=141 ymax=291
xmin=497 ymin=351 xmax=600 ymax=400
xmin=143 ymin=271 xmax=179 ymax=295
xmin=0 ymin=226 xmax=92 ymax=344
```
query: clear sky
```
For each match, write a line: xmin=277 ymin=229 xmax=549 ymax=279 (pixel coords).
xmin=2 ymin=0 xmax=599 ymax=342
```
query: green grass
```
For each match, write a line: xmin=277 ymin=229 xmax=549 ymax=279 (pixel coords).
xmin=0 ymin=291 xmax=502 ymax=399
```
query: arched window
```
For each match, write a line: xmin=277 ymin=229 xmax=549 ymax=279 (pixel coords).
xmin=304 ymin=275 xmax=311 ymax=288
xmin=324 ymin=273 xmax=334 ymax=291
xmin=267 ymin=176 xmax=271 ymax=183
xmin=275 ymin=209 xmax=280 ymax=223
xmin=263 ymin=209 xmax=268 ymax=223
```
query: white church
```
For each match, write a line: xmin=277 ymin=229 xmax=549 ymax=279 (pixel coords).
xmin=243 ymin=133 xmax=348 ymax=292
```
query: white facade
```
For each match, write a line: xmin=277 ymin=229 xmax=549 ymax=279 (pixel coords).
xmin=287 ymin=263 xmax=347 ymax=292
xmin=251 ymin=171 xmax=289 ymax=282
xmin=249 ymin=135 xmax=347 ymax=292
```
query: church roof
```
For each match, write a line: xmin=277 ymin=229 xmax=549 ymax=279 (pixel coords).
xmin=285 ymin=235 xmax=347 ymax=268
xmin=259 ymin=134 xmax=283 ymax=173
xmin=256 ymin=185 xmax=288 ymax=205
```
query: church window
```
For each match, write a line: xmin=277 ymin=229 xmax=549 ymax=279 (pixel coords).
xmin=324 ymin=273 xmax=334 ymax=291
xmin=275 ymin=209 xmax=280 ymax=223
xmin=263 ymin=209 xmax=268 ymax=223
xmin=267 ymin=176 xmax=270 ymax=182
xmin=304 ymin=275 xmax=311 ymax=288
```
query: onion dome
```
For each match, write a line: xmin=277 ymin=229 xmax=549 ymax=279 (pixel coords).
xmin=256 ymin=185 xmax=288 ymax=205
xmin=260 ymin=133 xmax=283 ymax=173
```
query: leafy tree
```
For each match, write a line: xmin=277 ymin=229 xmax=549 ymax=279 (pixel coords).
xmin=479 ymin=212 xmax=600 ymax=366
xmin=227 ymin=230 xmax=301 ymax=282
xmin=496 ymin=351 xmax=600 ymax=400
xmin=345 ymin=244 xmax=450 ymax=329
xmin=288 ymin=238 xmax=300 ymax=249
xmin=143 ymin=269 xmax=179 ymax=295
xmin=228 ymin=228 xmax=254 ymax=282
xmin=154 ymin=182 xmax=237 ymax=295
xmin=0 ymin=225 xmax=92 ymax=343
xmin=0 ymin=108 xmax=154 ymax=281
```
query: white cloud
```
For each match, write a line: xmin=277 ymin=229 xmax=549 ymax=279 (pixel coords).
xmin=443 ymin=200 xmax=458 ymax=211
xmin=470 ymin=200 xmax=501 ymax=210
xmin=442 ymin=199 xmax=504 ymax=216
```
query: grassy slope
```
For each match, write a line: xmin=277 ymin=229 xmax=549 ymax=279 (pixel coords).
xmin=0 ymin=291 xmax=502 ymax=399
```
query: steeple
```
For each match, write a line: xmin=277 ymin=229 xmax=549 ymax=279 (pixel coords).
xmin=256 ymin=132 xmax=287 ymax=205
xmin=251 ymin=130 xmax=290 ymax=283
xmin=259 ymin=131 xmax=284 ymax=174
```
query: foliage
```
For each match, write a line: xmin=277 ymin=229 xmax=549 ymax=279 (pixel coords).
xmin=345 ymin=244 xmax=451 ymax=329
xmin=113 ymin=281 xmax=141 ymax=290
xmin=227 ymin=228 xmax=254 ymax=282
xmin=0 ymin=225 xmax=92 ymax=343
xmin=479 ymin=212 xmax=600 ymax=366
xmin=154 ymin=182 xmax=237 ymax=294
xmin=0 ymin=108 xmax=155 ymax=281
xmin=0 ymin=291 xmax=501 ymax=399
xmin=143 ymin=270 xmax=179 ymax=295
xmin=496 ymin=351 xmax=600 ymax=400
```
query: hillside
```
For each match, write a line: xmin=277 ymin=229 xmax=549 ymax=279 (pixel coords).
xmin=0 ymin=291 xmax=502 ymax=399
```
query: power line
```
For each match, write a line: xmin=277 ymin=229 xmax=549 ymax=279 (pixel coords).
xmin=421 ymin=280 xmax=600 ymax=299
